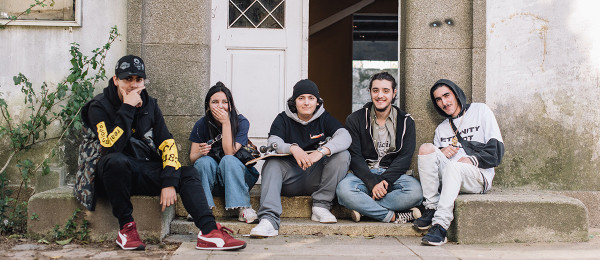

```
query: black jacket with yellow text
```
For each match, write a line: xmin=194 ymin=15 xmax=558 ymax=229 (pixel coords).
xmin=82 ymin=79 xmax=182 ymax=189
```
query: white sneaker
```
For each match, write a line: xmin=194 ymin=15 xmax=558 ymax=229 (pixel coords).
xmin=311 ymin=207 xmax=337 ymax=223
xmin=350 ymin=210 xmax=361 ymax=223
xmin=250 ymin=219 xmax=278 ymax=237
xmin=238 ymin=208 xmax=258 ymax=224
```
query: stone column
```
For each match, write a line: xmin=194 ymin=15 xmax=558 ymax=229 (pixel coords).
xmin=128 ymin=0 xmax=212 ymax=164
xmin=401 ymin=0 xmax=484 ymax=174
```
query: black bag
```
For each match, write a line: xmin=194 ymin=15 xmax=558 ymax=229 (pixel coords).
xmin=208 ymin=140 xmax=259 ymax=166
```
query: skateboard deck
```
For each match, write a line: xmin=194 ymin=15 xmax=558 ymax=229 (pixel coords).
xmin=245 ymin=137 xmax=330 ymax=166
xmin=244 ymin=150 xmax=315 ymax=166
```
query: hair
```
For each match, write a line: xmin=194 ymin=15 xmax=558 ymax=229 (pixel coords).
xmin=368 ymin=71 xmax=398 ymax=103
xmin=286 ymin=96 xmax=324 ymax=114
xmin=431 ymin=83 xmax=448 ymax=93
xmin=204 ymin=81 xmax=239 ymax=149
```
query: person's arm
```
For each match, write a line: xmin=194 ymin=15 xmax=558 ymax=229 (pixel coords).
xmin=381 ymin=115 xmax=416 ymax=186
xmin=463 ymin=105 xmax=505 ymax=168
xmin=151 ymin=103 xmax=181 ymax=189
xmin=188 ymin=118 xmax=211 ymax=163
xmin=345 ymin=113 xmax=383 ymax=192
xmin=87 ymin=101 xmax=135 ymax=154
xmin=322 ymin=112 xmax=352 ymax=155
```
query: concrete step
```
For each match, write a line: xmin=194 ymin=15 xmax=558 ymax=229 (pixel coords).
xmin=170 ymin=218 xmax=422 ymax=237
xmin=175 ymin=185 xmax=352 ymax=219
xmin=449 ymin=190 xmax=588 ymax=243
xmin=27 ymin=187 xmax=174 ymax=242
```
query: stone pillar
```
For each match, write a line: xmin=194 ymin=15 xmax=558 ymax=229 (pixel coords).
xmin=127 ymin=0 xmax=212 ymax=164
xmin=401 ymin=0 xmax=484 ymax=174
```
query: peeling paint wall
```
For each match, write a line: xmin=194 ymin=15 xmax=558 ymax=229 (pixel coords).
xmin=0 ymin=1 xmax=127 ymax=190
xmin=487 ymin=0 xmax=600 ymax=189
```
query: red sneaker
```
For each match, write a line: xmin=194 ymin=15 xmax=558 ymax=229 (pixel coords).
xmin=196 ymin=223 xmax=247 ymax=250
xmin=116 ymin=221 xmax=146 ymax=250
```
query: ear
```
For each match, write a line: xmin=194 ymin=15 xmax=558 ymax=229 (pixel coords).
xmin=112 ymin=75 xmax=119 ymax=86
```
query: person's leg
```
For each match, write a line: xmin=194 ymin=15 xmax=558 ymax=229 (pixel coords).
xmin=177 ymin=166 xmax=218 ymax=234
xmin=307 ymin=150 xmax=350 ymax=210
xmin=336 ymin=172 xmax=395 ymax=222
xmin=218 ymin=155 xmax=252 ymax=209
xmin=192 ymin=156 xmax=218 ymax=208
xmin=256 ymin=157 xmax=298 ymax=230
xmin=417 ymin=143 xmax=449 ymax=210
xmin=377 ymin=174 xmax=423 ymax=211
xmin=96 ymin=153 xmax=160 ymax=229
xmin=96 ymin=152 xmax=163 ymax=250
xmin=431 ymin=161 xmax=483 ymax=229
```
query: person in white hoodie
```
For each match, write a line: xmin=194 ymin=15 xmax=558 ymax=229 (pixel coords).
xmin=416 ymin=79 xmax=504 ymax=246
xmin=250 ymin=79 xmax=351 ymax=238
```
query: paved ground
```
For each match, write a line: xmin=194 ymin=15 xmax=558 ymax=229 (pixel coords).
xmin=1 ymin=229 xmax=598 ymax=259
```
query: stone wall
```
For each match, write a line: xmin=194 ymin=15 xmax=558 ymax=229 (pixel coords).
xmin=486 ymin=0 xmax=600 ymax=189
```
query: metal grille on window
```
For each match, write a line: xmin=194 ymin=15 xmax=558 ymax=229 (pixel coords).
xmin=229 ymin=0 xmax=284 ymax=29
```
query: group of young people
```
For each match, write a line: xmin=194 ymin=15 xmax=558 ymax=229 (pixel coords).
xmin=75 ymin=55 xmax=504 ymax=251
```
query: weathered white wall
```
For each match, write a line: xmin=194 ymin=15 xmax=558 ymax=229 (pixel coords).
xmin=0 ymin=1 xmax=127 ymax=190
xmin=0 ymin=0 xmax=127 ymax=117
xmin=487 ymin=0 xmax=600 ymax=189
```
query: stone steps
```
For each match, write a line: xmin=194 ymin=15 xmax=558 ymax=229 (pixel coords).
xmin=28 ymin=187 xmax=590 ymax=244
xmin=171 ymin=218 xmax=422 ymax=237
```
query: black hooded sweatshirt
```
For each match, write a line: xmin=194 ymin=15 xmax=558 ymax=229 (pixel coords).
xmin=82 ymin=78 xmax=182 ymax=189
xmin=345 ymin=102 xmax=416 ymax=192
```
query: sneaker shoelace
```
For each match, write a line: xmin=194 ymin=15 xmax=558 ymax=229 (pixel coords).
xmin=125 ymin=226 xmax=141 ymax=242
xmin=393 ymin=211 xmax=415 ymax=223
xmin=219 ymin=225 xmax=235 ymax=240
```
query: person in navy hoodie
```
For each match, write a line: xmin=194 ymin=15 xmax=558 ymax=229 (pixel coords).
xmin=189 ymin=82 xmax=259 ymax=224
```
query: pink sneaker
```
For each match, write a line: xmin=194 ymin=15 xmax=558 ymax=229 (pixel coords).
xmin=116 ymin=221 xmax=145 ymax=250
xmin=196 ymin=223 xmax=247 ymax=250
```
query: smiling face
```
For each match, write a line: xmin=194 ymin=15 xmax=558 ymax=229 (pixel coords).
xmin=295 ymin=94 xmax=318 ymax=120
xmin=432 ymin=85 xmax=461 ymax=117
xmin=208 ymin=91 xmax=229 ymax=112
xmin=113 ymin=75 xmax=145 ymax=102
xmin=370 ymin=79 xmax=397 ymax=113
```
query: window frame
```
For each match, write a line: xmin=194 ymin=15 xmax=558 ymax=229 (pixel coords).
xmin=0 ymin=0 xmax=81 ymax=27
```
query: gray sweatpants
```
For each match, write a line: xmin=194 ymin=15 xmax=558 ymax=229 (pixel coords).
xmin=258 ymin=150 xmax=350 ymax=230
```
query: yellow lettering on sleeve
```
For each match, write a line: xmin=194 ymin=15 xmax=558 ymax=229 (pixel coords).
xmin=159 ymin=139 xmax=181 ymax=170
xmin=96 ymin=122 xmax=124 ymax=148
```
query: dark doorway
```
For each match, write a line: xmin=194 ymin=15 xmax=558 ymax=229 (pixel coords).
xmin=309 ymin=1 xmax=398 ymax=123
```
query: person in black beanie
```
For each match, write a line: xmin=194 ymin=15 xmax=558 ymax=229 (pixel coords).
xmin=250 ymin=79 xmax=352 ymax=238
xmin=76 ymin=55 xmax=246 ymax=251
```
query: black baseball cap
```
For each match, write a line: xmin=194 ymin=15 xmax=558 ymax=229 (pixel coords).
xmin=115 ymin=55 xmax=146 ymax=79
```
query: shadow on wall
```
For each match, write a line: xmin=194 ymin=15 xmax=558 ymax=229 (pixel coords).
xmin=488 ymin=0 xmax=600 ymax=190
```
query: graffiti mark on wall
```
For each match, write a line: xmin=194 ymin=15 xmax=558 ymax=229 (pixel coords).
xmin=491 ymin=12 xmax=549 ymax=71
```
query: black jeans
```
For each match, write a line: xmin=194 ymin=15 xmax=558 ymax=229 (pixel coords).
xmin=96 ymin=152 xmax=216 ymax=233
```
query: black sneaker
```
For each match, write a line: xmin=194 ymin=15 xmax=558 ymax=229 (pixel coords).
xmin=421 ymin=224 xmax=447 ymax=246
xmin=413 ymin=208 xmax=435 ymax=230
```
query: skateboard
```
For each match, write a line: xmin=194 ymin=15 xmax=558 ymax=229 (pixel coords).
xmin=244 ymin=138 xmax=330 ymax=166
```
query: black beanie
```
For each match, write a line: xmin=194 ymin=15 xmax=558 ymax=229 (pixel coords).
xmin=291 ymin=79 xmax=321 ymax=100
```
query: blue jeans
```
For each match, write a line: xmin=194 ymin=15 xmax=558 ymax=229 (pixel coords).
xmin=336 ymin=169 xmax=423 ymax=222
xmin=193 ymin=155 xmax=259 ymax=209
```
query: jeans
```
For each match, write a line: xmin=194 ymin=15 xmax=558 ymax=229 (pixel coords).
xmin=418 ymin=147 xmax=484 ymax=229
xmin=193 ymin=155 xmax=259 ymax=209
xmin=96 ymin=152 xmax=216 ymax=233
xmin=336 ymin=169 xmax=423 ymax=222
xmin=257 ymin=150 xmax=350 ymax=229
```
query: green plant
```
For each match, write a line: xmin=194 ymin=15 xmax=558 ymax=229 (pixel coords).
xmin=52 ymin=208 xmax=89 ymax=244
xmin=0 ymin=26 xmax=120 ymax=234
xmin=0 ymin=0 xmax=55 ymax=29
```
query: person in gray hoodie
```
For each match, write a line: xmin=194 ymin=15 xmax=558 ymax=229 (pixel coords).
xmin=250 ymin=79 xmax=351 ymax=238
xmin=416 ymin=79 xmax=504 ymax=246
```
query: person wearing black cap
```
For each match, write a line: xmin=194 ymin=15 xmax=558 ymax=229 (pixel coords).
xmin=250 ymin=79 xmax=351 ymax=237
xmin=415 ymin=79 xmax=504 ymax=246
xmin=76 ymin=55 xmax=246 ymax=251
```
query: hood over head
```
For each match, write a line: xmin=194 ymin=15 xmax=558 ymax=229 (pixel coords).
xmin=430 ymin=79 xmax=469 ymax=118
